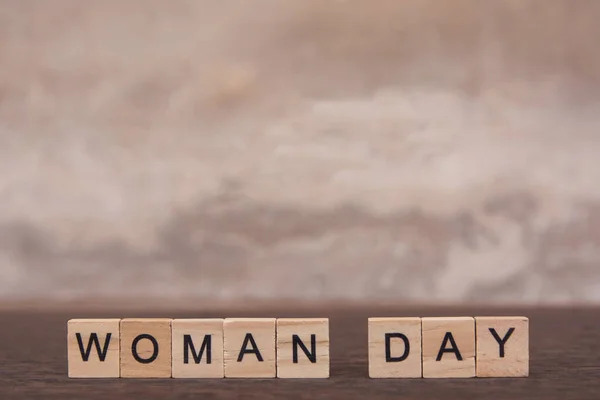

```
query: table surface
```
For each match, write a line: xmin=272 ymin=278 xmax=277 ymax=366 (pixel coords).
xmin=1 ymin=305 xmax=599 ymax=399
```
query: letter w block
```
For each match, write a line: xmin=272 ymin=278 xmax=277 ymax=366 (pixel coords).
xmin=67 ymin=319 xmax=121 ymax=378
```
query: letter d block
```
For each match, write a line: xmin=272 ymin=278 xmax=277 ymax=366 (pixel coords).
xmin=120 ymin=319 xmax=172 ymax=378
xmin=277 ymin=318 xmax=330 ymax=378
xmin=172 ymin=319 xmax=224 ymax=378
xmin=67 ymin=319 xmax=120 ymax=378
xmin=368 ymin=317 xmax=422 ymax=378
xmin=224 ymin=318 xmax=276 ymax=378
xmin=476 ymin=316 xmax=529 ymax=377
xmin=422 ymin=317 xmax=475 ymax=378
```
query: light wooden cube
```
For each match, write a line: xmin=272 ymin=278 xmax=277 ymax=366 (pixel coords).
xmin=120 ymin=318 xmax=172 ymax=378
xmin=368 ymin=317 xmax=422 ymax=378
xmin=67 ymin=319 xmax=121 ymax=378
xmin=172 ymin=319 xmax=224 ymax=378
xmin=277 ymin=318 xmax=330 ymax=378
xmin=224 ymin=318 xmax=276 ymax=378
xmin=422 ymin=317 xmax=475 ymax=378
xmin=476 ymin=316 xmax=529 ymax=377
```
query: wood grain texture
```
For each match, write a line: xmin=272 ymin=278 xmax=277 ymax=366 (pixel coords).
xmin=1 ymin=307 xmax=600 ymax=399
xmin=67 ymin=319 xmax=120 ymax=378
xmin=368 ymin=317 xmax=422 ymax=378
xmin=277 ymin=318 xmax=329 ymax=378
xmin=476 ymin=316 xmax=529 ymax=377
xmin=172 ymin=319 xmax=224 ymax=378
xmin=224 ymin=318 xmax=276 ymax=378
xmin=120 ymin=319 xmax=172 ymax=378
xmin=422 ymin=317 xmax=475 ymax=378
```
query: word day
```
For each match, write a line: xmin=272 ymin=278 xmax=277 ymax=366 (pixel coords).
xmin=67 ymin=316 xmax=528 ymax=379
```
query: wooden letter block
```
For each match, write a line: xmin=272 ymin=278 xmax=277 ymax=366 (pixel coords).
xmin=422 ymin=317 xmax=475 ymax=378
xmin=276 ymin=318 xmax=330 ymax=378
xmin=172 ymin=319 xmax=224 ymax=378
xmin=224 ymin=318 xmax=276 ymax=378
xmin=67 ymin=319 xmax=120 ymax=378
xmin=368 ymin=317 xmax=422 ymax=378
xmin=476 ymin=316 xmax=529 ymax=377
xmin=120 ymin=318 xmax=172 ymax=378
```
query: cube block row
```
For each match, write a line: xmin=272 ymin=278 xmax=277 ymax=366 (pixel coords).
xmin=67 ymin=316 xmax=528 ymax=378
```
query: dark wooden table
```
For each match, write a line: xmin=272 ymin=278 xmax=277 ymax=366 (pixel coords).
xmin=1 ymin=305 xmax=599 ymax=399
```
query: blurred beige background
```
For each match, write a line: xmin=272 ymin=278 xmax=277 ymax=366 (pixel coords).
xmin=1 ymin=0 xmax=599 ymax=304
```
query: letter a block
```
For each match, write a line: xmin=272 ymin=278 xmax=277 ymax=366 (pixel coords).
xmin=120 ymin=319 xmax=172 ymax=378
xmin=368 ymin=317 xmax=422 ymax=378
xmin=277 ymin=318 xmax=330 ymax=378
xmin=172 ymin=319 xmax=224 ymax=378
xmin=422 ymin=317 xmax=475 ymax=378
xmin=475 ymin=316 xmax=529 ymax=377
xmin=224 ymin=318 xmax=276 ymax=378
xmin=67 ymin=319 xmax=121 ymax=378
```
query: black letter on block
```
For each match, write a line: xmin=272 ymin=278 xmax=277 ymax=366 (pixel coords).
xmin=183 ymin=334 xmax=212 ymax=364
xmin=436 ymin=332 xmax=462 ymax=361
xmin=385 ymin=333 xmax=410 ymax=362
xmin=292 ymin=334 xmax=317 ymax=363
xmin=238 ymin=333 xmax=263 ymax=362
xmin=489 ymin=327 xmax=515 ymax=358
xmin=131 ymin=334 xmax=159 ymax=364
xmin=76 ymin=333 xmax=112 ymax=362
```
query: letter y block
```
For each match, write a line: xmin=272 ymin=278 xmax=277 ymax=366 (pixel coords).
xmin=475 ymin=316 xmax=529 ymax=377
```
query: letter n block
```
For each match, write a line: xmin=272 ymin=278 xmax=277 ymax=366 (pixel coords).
xmin=277 ymin=318 xmax=330 ymax=378
xmin=120 ymin=318 xmax=172 ymax=378
xmin=67 ymin=319 xmax=120 ymax=378
xmin=172 ymin=319 xmax=224 ymax=378
xmin=368 ymin=317 xmax=422 ymax=378
xmin=422 ymin=317 xmax=475 ymax=378
xmin=224 ymin=318 xmax=276 ymax=378
xmin=475 ymin=316 xmax=529 ymax=377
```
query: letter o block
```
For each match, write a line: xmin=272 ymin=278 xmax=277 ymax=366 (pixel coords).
xmin=120 ymin=319 xmax=172 ymax=378
xmin=368 ymin=317 xmax=422 ymax=378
